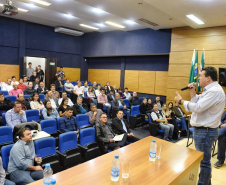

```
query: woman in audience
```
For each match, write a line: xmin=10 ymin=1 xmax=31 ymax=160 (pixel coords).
xmin=95 ymin=85 xmax=101 ymax=97
xmin=104 ymin=85 xmax=108 ymax=94
xmin=163 ymin=103 xmax=180 ymax=139
xmin=147 ymin=99 xmax=153 ymax=110
xmin=11 ymin=76 xmax=19 ymax=85
xmin=58 ymin=98 xmax=69 ymax=117
xmin=118 ymin=87 xmax=126 ymax=99
xmin=42 ymin=100 xmax=60 ymax=120
xmin=87 ymin=86 xmax=97 ymax=105
xmin=30 ymin=93 xmax=44 ymax=112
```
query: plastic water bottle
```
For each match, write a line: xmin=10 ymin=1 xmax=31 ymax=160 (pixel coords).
xmin=50 ymin=179 xmax=56 ymax=185
xmin=111 ymin=155 xmax=120 ymax=182
xmin=149 ymin=139 xmax=157 ymax=162
xmin=43 ymin=163 xmax=53 ymax=184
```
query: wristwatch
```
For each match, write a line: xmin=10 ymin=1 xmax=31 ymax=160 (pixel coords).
xmin=178 ymin=99 xmax=183 ymax=105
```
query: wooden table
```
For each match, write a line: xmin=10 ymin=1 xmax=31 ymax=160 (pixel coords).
xmin=29 ymin=136 xmax=203 ymax=185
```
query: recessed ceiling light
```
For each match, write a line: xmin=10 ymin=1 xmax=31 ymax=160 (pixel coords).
xmin=96 ymin=23 xmax=106 ymax=27
xmin=0 ymin=4 xmax=3 ymax=6
xmin=79 ymin=24 xmax=99 ymax=30
xmin=64 ymin=13 xmax=76 ymax=18
xmin=105 ymin=21 xmax=125 ymax=28
xmin=27 ymin=3 xmax=37 ymax=8
xmin=92 ymin=8 xmax=105 ymax=14
xmin=186 ymin=14 xmax=204 ymax=25
xmin=29 ymin=0 xmax=51 ymax=6
xmin=126 ymin=20 xmax=136 ymax=25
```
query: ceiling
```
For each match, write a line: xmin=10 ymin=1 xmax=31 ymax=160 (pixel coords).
xmin=0 ymin=0 xmax=226 ymax=33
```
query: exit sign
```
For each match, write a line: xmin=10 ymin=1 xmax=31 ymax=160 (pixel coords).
xmin=50 ymin=62 xmax=55 ymax=66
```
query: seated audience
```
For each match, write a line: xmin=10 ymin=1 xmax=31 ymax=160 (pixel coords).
xmin=162 ymin=104 xmax=180 ymax=140
xmin=58 ymin=98 xmax=70 ymax=117
xmin=42 ymin=100 xmax=60 ymax=120
xmin=17 ymin=78 xmax=27 ymax=91
xmin=106 ymin=81 xmax=113 ymax=94
xmin=2 ymin=78 xmax=13 ymax=92
xmin=96 ymin=113 xmax=127 ymax=152
xmin=113 ymin=93 xmax=130 ymax=120
xmin=30 ymin=93 xmax=44 ymax=111
xmin=151 ymin=103 xmax=174 ymax=141
xmin=92 ymin=81 xmax=98 ymax=90
xmin=9 ymin=83 xmax=23 ymax=96
xmin=23 ymin=76 xmax=28 ymax=86
xmin=83 ymin=82 xmax=89 ymax=92
xmin=97 ymin=89 xmax=111 ymax=115
xmin=55 ymin=76 xmax=64 ymax=92
xmin=86 ymin=103 xmax=103 ymax=125
xmin=30 ymin=71 xmax=37 ymax=82
xmin=129 ymin=92 xmax=141 ymax=106
xmin=113 ymin=85 xmax=118 ymax=94
xmin=214 ymin=111 xmax=226 ymax=168
xmin=5 ymin=101 xmax=27 ymax=128
xmin=118 ymin=88 xmax=126 ymax=99
xmin=87 ymin=87 xmax=97 ymax=105
xmin=147 ymin=99 xmax=153 ymax=110
xmin=58 ymin=91 xmax=73 ymax=106
xmin=44 ymin=91 xmax=59 ymax=109
xmin=153 ymin=96 xmax=164 ymax=110
xmin=37 ymin=81 xmax=48 ymax=94
xmin=171 ymin=101 xmax=187 ymax=135
xmin=0 ymin=93 xmax=13 ymax=112
xmin=8 ymin=128 xmax=43 ymax=184
xmin=112 ymin=110 xmax=139 ymax=142
xmin=24 ymin=82 xmax=36 ymax=96
xmin=124 ymin=87 xmax=131 ymax=100
xmin=139 ymin=98 xmax=152 ymax=115
xmin=59 ymin=107 xmax=78 ymax=133
xmin=50 ymin=84 xmax=60 ymax=99
xmin=11 ymin=76 xmax=19 ymax=85
xmin=33 ymin=78 xmax=40 ymax=91
xmin=104 ymin=85 xmax=109 ymax=95
xmin=95 ymin=85 xmax=101 ymax=97
xmin=107 ymin=90 xmax=115 ymax=102
xmin=0 ymin=156 xmax=16 ymax=185
xmin=64 ymin=79 xmax=74 ymax=94
xmin=72 ymin=97 xmax=88 ymax=116
xmin=17 ymin=94 xmax=30 ymax=110
xmin=73 ymin=82 xmax=84 ymax=97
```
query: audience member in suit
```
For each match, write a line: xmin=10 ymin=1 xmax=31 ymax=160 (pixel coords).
xmin=30 ymin=71 xmax=38 ymax=82
xmin=0 ymin=156 xmax=16 ymax=185
xmin=55 ymin=76 xmax=64 ymax=92
xmin=106 ymin=81 xmax=114 ymax=94
xmin=129 ymin=92 xmax=141 ymax=106
xmin=37 ymin=82 xmax=48 ymax=95
xmin=96 ymin=113 xmax=127 ymax=152
xmin=17 ymin=78 xmax=27 ymax=91
xmin=0 ymin=92 xmax=13 ymax=113
xmin=17 ymin=94 xmax=31 ymax=111
xmin=123 ymin=87 xmax=131 ymax=100
xmin=50 ymin=84 xmax=60 ymax=99
xmin=112 ymin=110 xmax=139 ymax=143
xmin=86 ymin=103 xmax=103 ymax=125
xmin=9 ymin=83 xmax=23 ymax=96
xmin=92 ymin=81 xmax=98 ymax=90
xmin=58 ymin=91 xmax=73 ymax=107
xmin=72 ymin=96 xmax=88 ymax=117
xmin=147 ymin=99 xmax=153 ymax=110
xmin=107 ymin=90 xmax=115 ymax=102
xmin=139 ymin=98 xmax=152 ymax=114
xmin=44 ymin=91 xmax=59 ymax=109
xmin=42 ymin=100 xmax=60 ymax=120
xmin=33 ymin=78 xmax=40 ymax=91
xmin=5 ymin=101 xmax=27 ymax=128
xmin=97 ymin=89 xmax=111 ymax=115
xmin=24 ymin=82 xmax=36 ymax=96
xmin=36 ymin=65 xmax=44 ymax=82
xmin=113 ymin=85 xmax=118 ymax=94
xmin=8 ymin=127 xmax=43 ymax=184
xmin=118 ymin=88 xmax=126 ymax=99
xmin=30 ymin=93 xmax=44 ymax=111
xmin=59 ymin=107 xmax=78 ymax=133
xmin=153 ymin=96 xmax=164 ymax=110
xmin=58 ymin=98 xmax=70 ymax=117
xmin=2 ymin=78 xmax=13 ymax=92
xmin=23 ymin=76 xmax=28 ymax=86
xmin=214 ymin=111 xmax=226 ymax=168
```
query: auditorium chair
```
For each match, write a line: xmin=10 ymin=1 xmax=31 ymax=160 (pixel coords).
xmin=34 ymin=137 xmax=63 ymax=174
xmin=0 ymin=126 xmax=14 ymax=153
xmin=39 ymin=94 xmax=45 ymax=102
xmin=148 ymin=114 xmax=165 ymax=137
xmin=0 ymin=90 xmax=8 ymax=96
xmin=76 ymin=114 xmax=92 ymax=129
xmin=1 ymin=144 xmax=14 ymax=178
xmin=129 ymin=105 xmax=146 ymax=129
xmin=79 ymin=127 xmax=101 ymax=161
xmin=57 ymin=132 xmax=83 ymax=169
xmin=72 ymin=81 xmax=77 ymax=86
xmin=24 ymin=94 xmax=31 ymax=100
xmin=123 ymin=99 xmax=130 ymax=108
xmin=25 ymin=109 xmax=40 ymax=122
xmin=5 ymin=95 xmax=17 ymax=103
xmin=2 ymin=113 xmax=7 ymax=126
xmin=0 ymin=110 xmax=7 ymax=116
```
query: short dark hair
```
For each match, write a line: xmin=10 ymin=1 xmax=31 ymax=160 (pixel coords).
xmin=202 ymin=67 xmax=217 ymax=81
xmin=152 ymin=103 xmax=158 ymax=107
xmin=62 ymin=91 xmax=67 ymax=95
xmin=156 ymin=95 xmax=160 ymax=98
xmin=13 ymin=101 xmax=21 ymax=107
xmin=124 ymin=87 xmax=128 ymax=90
xmin=18 ymin=127 xmax=30 ymax=139
xmin=50 ymin=84 xmax=55 ymax=88
xmin=66 ymin=107 xmax=73 ymax=111
xmin=28 ymin=62 xmax=32 ymax=65
xmin=0 ymin=93 xmax=4 ymax=97
xmin=110 ymin=90 xmax=114 ymax=92
xmin=60 ymin=66 xmax=63 ymax=68
xmin=90 ymin=103 xmax=96 ymax=108
xmin=11 ymin=76 xmax=16 ymax=79
xmin=116 ymin=110 xmax=123 ymax=114
xmin=100 ymin=113 xmax=107 ymax=118
xmin=118 ymin=87 xmax=122 ymax=91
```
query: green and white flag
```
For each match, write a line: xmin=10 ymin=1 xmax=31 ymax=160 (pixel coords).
xmin=189 ymin=49 xmax=198 ymax=83
xmin=198 ymin=49 xmax=205 ymax=92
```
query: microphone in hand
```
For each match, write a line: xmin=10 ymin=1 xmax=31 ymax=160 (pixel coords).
xmin=181 ymin=83 xmax=199 ymax=91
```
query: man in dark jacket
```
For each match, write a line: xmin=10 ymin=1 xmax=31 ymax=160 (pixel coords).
xmin=55 ymin=76 xmax=64 ymax=92
xmin=0 ymin=93 xmax=13 ymax=114
xmin=72 ymin=97 xmax=88 ymax=116
xmin=107 ymin=90 xmax=115 ymax=102
xmin=129 ymin=92 xmax=140 ymax=106
xmin=17 ymin=94 xmax=31 ymax=110
xmin=23 ymin=82 xmax=36 ymax=96
xmin=112 ymin=110 xmax=139 ymax=143
xmin=37 ymin=82 xmax=48 ymax=95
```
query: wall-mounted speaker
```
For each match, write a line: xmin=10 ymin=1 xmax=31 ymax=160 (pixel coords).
xmin=219 ymin=67 xmax=226 ymax=86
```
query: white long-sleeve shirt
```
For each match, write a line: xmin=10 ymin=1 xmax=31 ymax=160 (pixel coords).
xmin=183 ymin=82 xmax=225 ymax=128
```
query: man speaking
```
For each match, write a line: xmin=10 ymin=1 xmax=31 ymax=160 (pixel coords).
xmin=175 ymin=67 xmax=225 ymax=185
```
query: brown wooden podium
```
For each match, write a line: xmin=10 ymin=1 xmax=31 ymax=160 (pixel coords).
xmin=29 ymin=136 xmax=203 ymax=185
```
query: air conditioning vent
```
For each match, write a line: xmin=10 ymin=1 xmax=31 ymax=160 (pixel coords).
xmin=138 ymin=18 xmax=159 ymax=26
xmin=54 ymin=27 xmax=84 ymax=36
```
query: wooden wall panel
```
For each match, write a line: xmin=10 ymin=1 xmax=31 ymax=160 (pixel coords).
xmin=168 ymin=64 xmax=191 ymax=77
xmin=124 ymin=70 xmax=139 ymax=92
xmin=0 ymin=65 xmax=19 ymax=81
xmin=155 ymin=72 xmax=168 ymax=96
xmin=138 ymin=71 xmax=155 ymax=94
xmin=57 ymin=67 xmax=80 ymax=81
xmin=108 ymin=70 xmax=121 ymax=88
xmin=168 ymin=77 xmax=189 ymax=90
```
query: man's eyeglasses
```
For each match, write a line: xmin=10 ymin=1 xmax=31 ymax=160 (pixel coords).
xmin=101 ymin=117 xmax=108 ymax=119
